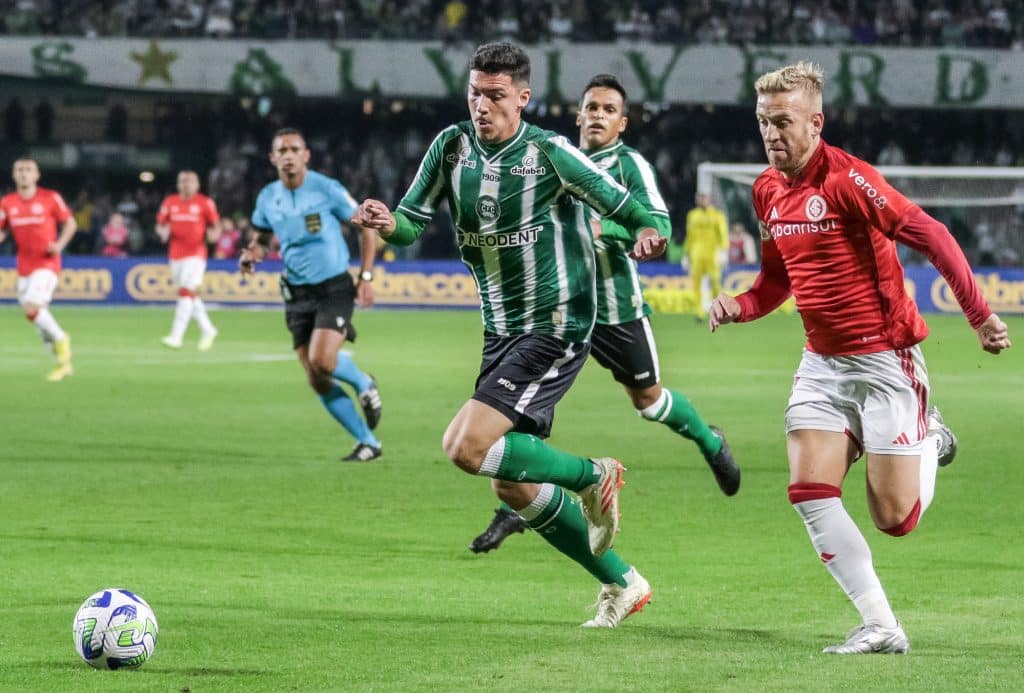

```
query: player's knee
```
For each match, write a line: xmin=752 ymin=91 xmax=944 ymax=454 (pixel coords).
xmin=876 ymin=499 xmax=922 ymax=537
xmin=491 ymin=479 xmax=528 ymax=506
xmin=636 ymin=387 xmax=668 ymax=420
xmin=307 ymin=354 xmax=335 ymax=381
xmin=441 ymin=429 xmax=483 ymax=474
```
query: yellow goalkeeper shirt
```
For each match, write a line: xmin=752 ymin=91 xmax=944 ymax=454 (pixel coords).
xmin=683 ymin=206 xmax=728 ymax=260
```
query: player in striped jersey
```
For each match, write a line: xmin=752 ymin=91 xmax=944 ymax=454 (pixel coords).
xmin=470 ymin=74 xmax=740 ymax=554
xmin=357 ymin=43 xmax=666 ymax=627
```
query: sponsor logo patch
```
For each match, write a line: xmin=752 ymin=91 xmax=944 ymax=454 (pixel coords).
xmin=458 ymin=225 xmax=541 ymax=248
xmin=445 ymin=146 xmax=477 ymax=169
xmin=848 ymin=167 xmax=888 ymax=209
xmin=304 ymin=213 xmax=322 ymax=233
xmin=511 ymin=155 xmax=546 ymax=177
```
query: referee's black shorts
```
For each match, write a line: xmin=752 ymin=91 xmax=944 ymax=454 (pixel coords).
xmin=282 ymin=272 xmax=358 ymax=349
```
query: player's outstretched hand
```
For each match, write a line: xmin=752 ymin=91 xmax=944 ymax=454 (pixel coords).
xmin=355 ymin=199 xmax=396 ymax=234
xmin=629 ymin=228 xmax=667 ymax=261
xmin=709 ymin=293 xmax=742 ymax=333
xmin=977 ymin=312 xmax=1011 ymax=354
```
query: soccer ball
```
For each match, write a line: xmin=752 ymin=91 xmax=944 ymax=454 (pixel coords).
xmin=72 ymin=588 xmax=158 ymax=669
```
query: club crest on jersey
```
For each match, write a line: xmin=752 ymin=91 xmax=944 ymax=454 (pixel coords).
xmin=511 ymin=155 xmax=546 ymax=177
xmin=445 ymin=146 xmax=477 ymax=169
xmin=475 ymin=195 xmax=501 ymax=222
xmin=805 ymin=195 xmax=827 ymax=222
xmin=31 ymin=203 xmax=44 ymax=215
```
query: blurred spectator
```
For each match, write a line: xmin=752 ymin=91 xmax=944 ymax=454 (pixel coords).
xmin=728 ymin=222 xmax=758 ymax=265
xmin=70 ymin=190 xmax=97 ymax=253
xmin=213 ymin=216 xmax=242 ymax=258
xmin=101 ymin=212 xmax=130 ymax=257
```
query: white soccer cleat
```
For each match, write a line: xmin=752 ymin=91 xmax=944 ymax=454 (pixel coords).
xmin=197 ymin=329 xmax=218 ymax=352
xmin=822 ymin=622 xmax=910 ymax=654
xmin=579 ymin=457 xmax=623 ymax=556
xmin=926 ymin=405 xmax=958 ymax=467
xmin=161 ymin=336 xmax=183 ymax=349
xmin=581 ymin=567 xmax=652 ymax=628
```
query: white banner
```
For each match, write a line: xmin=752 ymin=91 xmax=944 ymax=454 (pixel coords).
xmin=2 ymin=38 xmax=1020 ymax=108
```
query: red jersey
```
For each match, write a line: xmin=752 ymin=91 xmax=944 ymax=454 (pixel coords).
xmin=156 ymin=193 xmax=220 ymax=260
xmin=738 ymin=140 xmax=990 ymax=355
xmin=0 ymin=187 xmax=72 ymax=276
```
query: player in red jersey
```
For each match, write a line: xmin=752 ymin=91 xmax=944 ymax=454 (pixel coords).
xmin=709 ymin=62 xmax=1011 ymax=655
xmin=0 ymin=157 xmax=77 ymax=381
xmin=155 ymin=170 xmax=221 ymax=350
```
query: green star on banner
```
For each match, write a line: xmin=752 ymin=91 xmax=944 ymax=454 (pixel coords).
xmin=130 ymin=40 xmax=178 ymax=86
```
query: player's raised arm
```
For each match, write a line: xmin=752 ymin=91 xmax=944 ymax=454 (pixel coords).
xmin=541 ymin=134 xmax=664 ymax=260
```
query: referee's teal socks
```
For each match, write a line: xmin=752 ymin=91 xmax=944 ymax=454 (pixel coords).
xmin=333 ymin=351 xmax=372 ymax=393
xmin=319 ymin=383 xmax=378 ymax=446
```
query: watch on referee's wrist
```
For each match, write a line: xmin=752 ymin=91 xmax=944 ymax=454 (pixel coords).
xmin=359 ymin=270 xmax=374 ymax=283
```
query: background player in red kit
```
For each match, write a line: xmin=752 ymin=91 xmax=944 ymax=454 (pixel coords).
xmin=0 ymin=157 xmax=77 ymax=381
xmin=709 ymin=62 xmax=1011 ymax=655
xmin=156 ymin=169 xmax=221 ymax=350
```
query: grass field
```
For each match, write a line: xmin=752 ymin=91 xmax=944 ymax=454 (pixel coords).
xmin=1 ymin=305 xmax=1021 ymax=692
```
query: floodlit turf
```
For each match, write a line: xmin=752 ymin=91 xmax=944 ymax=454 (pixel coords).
xmin=1 ymin=305 xmax=1021 ymax=692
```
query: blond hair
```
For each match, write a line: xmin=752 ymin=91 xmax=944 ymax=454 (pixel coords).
xmin=755 ymin=61 xmax=824 ymax=103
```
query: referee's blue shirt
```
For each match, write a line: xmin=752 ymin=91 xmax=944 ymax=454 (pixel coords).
xmin=252 ymin=170 xmax=359 ymax=285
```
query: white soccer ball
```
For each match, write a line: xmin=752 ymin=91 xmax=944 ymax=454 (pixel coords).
xmin=72 ymin=588 xmax=159 ymax=669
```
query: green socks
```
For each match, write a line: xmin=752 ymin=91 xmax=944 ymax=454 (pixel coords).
xmin=640 ymin=387 xmax=721 ymax=459
xmin=519 ymin=484 xmax=629 ymax=586
xmin=479 ymin=433 xmax=599 ymax=492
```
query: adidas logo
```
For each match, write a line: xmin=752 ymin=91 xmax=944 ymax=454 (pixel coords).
xmin=770 ymin=206 xmax=779 ymax=219
xmin=891 ymin=432 xmax=912 ymax=445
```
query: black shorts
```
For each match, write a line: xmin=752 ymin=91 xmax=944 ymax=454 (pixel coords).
xmin=283 ymin=272 xmax=358 ymax=349
xmin=589 ymin=316 xmax=660 ymax=389
xmin=473 ymin=332 xmax=590 ymax=439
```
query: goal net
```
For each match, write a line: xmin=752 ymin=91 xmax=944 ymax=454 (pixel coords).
xmin=697 ymin=162 xmax=1024 ymax=266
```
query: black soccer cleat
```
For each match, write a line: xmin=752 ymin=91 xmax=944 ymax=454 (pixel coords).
xmin=469 ymin=508 xmax=527 ymax=553
xmin=358 ymin=375 xmax=383 ymax=430
xmin=706 ymin=426 xmax=741 ymax=496
xmin=342 ymin=442 xmax=382 ymax=462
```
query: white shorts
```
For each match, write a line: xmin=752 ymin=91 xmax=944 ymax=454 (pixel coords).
xmin=16 ymin=269 xmax=58 ymax=307
xmin=785 ymin=346 xmax=930 ymax=456
xmin=170 ymin=257 xmax=206 ymax=291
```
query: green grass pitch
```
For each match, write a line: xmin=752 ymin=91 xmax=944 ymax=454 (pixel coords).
xmin=1 ymin=305 xmax=1021 ymax=692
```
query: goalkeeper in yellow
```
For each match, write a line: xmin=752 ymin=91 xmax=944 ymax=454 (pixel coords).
xmin=683 ymin=192 xmax=728 ymax=317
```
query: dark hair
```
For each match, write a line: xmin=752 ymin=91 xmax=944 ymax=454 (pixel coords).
xmin=272 ymin=127 xmax=305 ymax=143
xmin=470 ymin=42 xmax=530 ymax=85
xmin=581 ymin=74 xmax=627 ymax=106
xmin=13 ymin=155 xmax=36 ymax=165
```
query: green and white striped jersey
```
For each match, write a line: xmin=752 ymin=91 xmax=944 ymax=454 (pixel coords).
xmin=398 ymin=120 xmax=635 ymax=342
xmin=586 ymin=140 xmax=671 ymax=325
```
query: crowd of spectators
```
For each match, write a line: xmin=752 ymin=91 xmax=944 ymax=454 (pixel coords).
xmin=3 ymin=94 xmax=1021 ymax=266
xmin=2 ymin=0 xmax=1024 ymax=48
